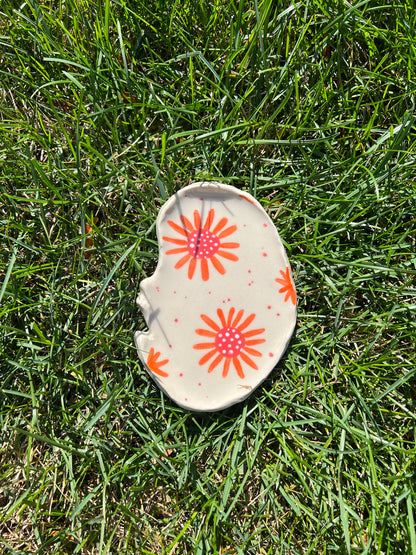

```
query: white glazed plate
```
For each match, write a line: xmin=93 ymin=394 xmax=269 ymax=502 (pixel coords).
xmin=135 ymin=182 xmax=297 ymax=411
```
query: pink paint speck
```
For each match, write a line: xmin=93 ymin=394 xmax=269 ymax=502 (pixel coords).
xmin=179 ymin=373 xmax=183 ymax=377
xmin=269 ymin=352 xmax=274 ymax=357
xmin=174 ymin=318 xmax=178 ymax=322
xmin=198 ymin=382 xmax=202 ymax=386
xmin=169 ymin=344 xmax=172 ymax=348
xmin=262 ymin=253 xmax=268 ymax=257
xmin=263 ymin=224 xmax=268 ymax=228
xmin=156 ymin=287 xmax=160 ymax=292
xmin=267 ymin=305 xmax=271 ymax=309
xmin=248 ymin=269 xmax=252 ymax=273
xmin=276 ymin=313 xmax=280 ymax=317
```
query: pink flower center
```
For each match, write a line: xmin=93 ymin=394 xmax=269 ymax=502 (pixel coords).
xmin=187 ymin=229 xmax=220 ymax=259
xmin=215 ymin=327 xmax=245 ymax=357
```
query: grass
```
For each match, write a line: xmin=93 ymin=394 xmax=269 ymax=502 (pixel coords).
xmin=0 ymin=0 xmax=415 ymax=552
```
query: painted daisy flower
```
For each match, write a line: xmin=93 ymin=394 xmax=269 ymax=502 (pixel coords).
xmin=193 ymin=308 xmax=265 ymax=378
xmin=162 ymin=209 xmax=239 ymax=281
xmin=275 ymin=267 xmax=296 ymax=305
xmin=146 ymin=348 xmax=169 ymax=377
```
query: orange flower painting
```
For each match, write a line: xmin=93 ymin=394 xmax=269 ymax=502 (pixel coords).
xmin=146 ymin=348 xmax=169 ymax=377
xmin=275 ymin=267 xmax=296 ymax=305
xmin=194 ymin=308 xmax=265 ymax=378
xmin=162 ymin=209 xmax=239 ymax=281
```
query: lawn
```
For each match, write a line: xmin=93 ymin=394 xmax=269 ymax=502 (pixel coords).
xmin=0 ymin=0 xmax=415 ymax=553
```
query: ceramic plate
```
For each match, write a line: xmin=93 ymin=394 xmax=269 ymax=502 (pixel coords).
xmin=135 ymin=182 xmax=296 ymax=411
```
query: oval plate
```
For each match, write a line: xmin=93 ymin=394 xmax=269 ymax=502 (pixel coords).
xmin=135 ymin=182 xmax=296 ymax=411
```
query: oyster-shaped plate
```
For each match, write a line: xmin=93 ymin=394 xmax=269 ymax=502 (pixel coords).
xmin=135 ymin=182 xmax=296 ymax=411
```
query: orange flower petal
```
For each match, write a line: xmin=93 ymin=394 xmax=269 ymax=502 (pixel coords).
xmin=193 ymin=210 xmax=201 ymax=229
xmin=218 ymin=225 xmax=237 ymax=238
xmin=180 ymin=214 xmax=194 ymax=233
xmin=194 ymin=342 xmax=216 ymax=349
xmin=167 ymin=220 xmax=188 ymax=236
xmin=219 ymin=242 xmax=239 ymax=249
xmin=226 ymin=307 xmax=235 ymax=326
xmin=232 ymin=309 xmax=245 ymax=328
xmin=212 ymin=217 xmax=228 ymax=234
xmin=166 ymin=247 xmax=189 ymax=255
xmin=198 ymin=349 xmax=218 ymax=365
xmin=201 ymin=258 xmax=209 ymax=281
xmin=217 ymin=308 xmax=227 ymax=328
xmin=208 ymin=353 xmax=223 ymax=373
xmin=243 ymin=328 xmax=266 ymax=338
xmin=243 ymin=346 xmax=262 ymax=357
xmin=201 ymin=313 xmax=220 ymax=331
xmin=240 ymin=352 xmax=258 ymax=370
xmin=217 ymin=250 xmax=239 ymax=261
xmin=175 ymin=253 xmax=192 ymax=269
xmin=188 ymin=257 xmax=197 ymax=279
xmin=246 ymin=338 xmax=266 ymax=346
xmin=238 ymin=313 xmax=256 ymax=331
xmin=203 ymin=209 xmax=215 ymax=230
xmin=195 ymin=328 xmax=217 ymax=337
xmin=210 ymin=255 xmax=226 ymax=275
xmin=233 ymin=356 xmax=245 ymax=378
xmin=223 ymin=358 xmax=231 ymax=377
xmin=162 ymin=236 xmax=188 ymax=245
